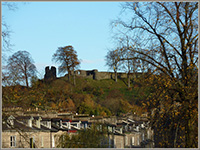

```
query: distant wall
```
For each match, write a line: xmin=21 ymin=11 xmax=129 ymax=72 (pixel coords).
xmin=43 ymin=67 xmax=149 ymax=81
xmin=74 ymin=69 xmax=117 ymax=80
xmin=74 ymin=69 xmax=144 ymax=80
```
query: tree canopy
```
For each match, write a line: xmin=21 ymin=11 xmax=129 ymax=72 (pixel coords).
xmin=56 ymin=124 xmax=109 ymax=148
xmin=105 ymin=48 xmax=122 ymax=82
xmin=6 ymin=50 xmax=37 ymax=87
xmin=52 ymin=45 xmax=80 ymax=81
xmin=112 ymin=2 xmax=198 ymax=148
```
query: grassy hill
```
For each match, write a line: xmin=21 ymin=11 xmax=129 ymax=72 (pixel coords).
xmin=3 ymin=75 xmax=150 ymax=117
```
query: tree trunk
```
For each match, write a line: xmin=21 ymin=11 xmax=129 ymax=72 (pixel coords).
xmin=67 ymin=69 xmax=70 ymax=81
xmin=185 ymin=119 xmax=190 ymax=147
xmin=115 ymin=71 xmax=117 ymax=82
xmin=185 ymin=105 xmax=192 ymax=148
xmin=174 ymin=122 xmax=179 ymax=148
xmin=68 ymin=74 xmax=70 ymax=81
xmin=73 ymin=72 xmax=76 ymax=86
xmin=25 ymin=74 xmax=29 ymax=87
xmin=127 ymin=73 xmax=130 ymax=88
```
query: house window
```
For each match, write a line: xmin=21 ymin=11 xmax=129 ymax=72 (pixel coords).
xmin=137 ymin=136 xmax=140 ymax=145
xmin=47 ymin=121 xmax=51 ymax=129
xmin=142 ymin=132 xmax=145 ymax=141
xmin=125 ymin=136 xmax=128 ymax=146
xmin=52 ymin=135 xmax=55 ymax=148
xmin=10 ymin=136 xmax=16 ymax=147
xmin=109 ymin=137 xmax=111 ymax=148
xmin=30 ymin=137 xmax=35 ymax=148
xmin=131 ymin=137 xmax=135 ymax=145
xmin=28 ymin=120 xmax=32 ymax=127
xmin=8 ymin=119 xmax=14 ymax=126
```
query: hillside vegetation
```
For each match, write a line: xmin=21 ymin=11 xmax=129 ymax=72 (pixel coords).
xmin=3 ymin=75 xmax=149 ymax=117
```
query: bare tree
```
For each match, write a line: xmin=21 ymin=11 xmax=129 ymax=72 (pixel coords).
xmin=2 ymin=2 xmax=28 ymax=57
xmin=2 ymin=2 xmax=18 ymax=62
xmin=113 ymin=2 xmax=198 ymax=148
xmin=105 ymin=48 xmax=122 ymax=82
xmin=52 ymin=45 xmax=80 ymax=84
xmin=6 ymin=51 xmax=37 ymax=87
xmin=119 ymin=36 xmax=141 ymax=88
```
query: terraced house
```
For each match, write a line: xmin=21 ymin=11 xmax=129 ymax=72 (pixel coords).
xmin=2 ymin=115 xmax=67 ymax=148
xmin=2 ymin=114 xmax=154 ymax=148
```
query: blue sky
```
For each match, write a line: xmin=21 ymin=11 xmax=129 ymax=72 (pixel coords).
xmin=2 ymin=2 xmax=122 ymax=78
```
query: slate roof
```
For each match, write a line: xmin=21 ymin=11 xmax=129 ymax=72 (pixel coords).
xmin=51 ymin=118 xmax=62 ymax=122
xmin=3 ymin=120 xmax=39 ymax=132
xmin=39 ymin=124 xmax=58 ymax=132
xmin=114 ymin=131 xmax=125 ymax=136
xmin=62 ymin=119 xmax=70 ymax=122
xmin=33 ymin=116 xmax=42 ymax=120
xmin=41 ymin=117 xmax=51 ymax=121
xmin=117 ymin=122 xmax=128 ymax=126
xmin=141 ymin=139 xmax=153 ymax=146
xmin=2 ymin=114 xmax=150 ymax=139
xmin=81 ymin=121 xmax=88 ymax=124
xmin=71 ymin=120 xmax=81 ymax=122
xmin=51 ymin=123 xmax=60 ymax=130
xmin=16 ymin=116 xmax=33 ymax=120
xmin=135 ymin=121 xmax=144 ymax=124
xmin=104 ymin=121 xmax=116 ymax=127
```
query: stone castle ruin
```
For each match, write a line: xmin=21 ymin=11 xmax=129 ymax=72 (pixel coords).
xmin=44 ymin=66 xmax=150 ymax=81
xmin=69 ymin=69 xmax=146 ymax=80
xmin=44 ymin=66 xmax=57 ymax=81
xmin=72 ymin=69 xmax=129 ymax=80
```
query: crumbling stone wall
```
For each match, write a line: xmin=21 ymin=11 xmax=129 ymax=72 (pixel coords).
xmin=74 ymin=69 xmax=99 ymax=80
xmin=74 ymin=69 xmax=137 ymax=80
xmin=44 ymin=66 xmax=56 ymax=81
xmin=45 ymin=67 xmax=145 ymax=81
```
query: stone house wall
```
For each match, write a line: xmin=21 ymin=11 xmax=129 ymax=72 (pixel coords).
xmin=1 ymin=130 xmax=71 ymax=148
xmin=2 ymin=131 xmax=52 ymax=148
xmin=114 ymin=135 xmax=125 ymax=148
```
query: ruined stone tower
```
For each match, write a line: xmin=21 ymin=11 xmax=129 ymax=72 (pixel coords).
xmin=44 ymin=66 xmax=56 ymax=81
